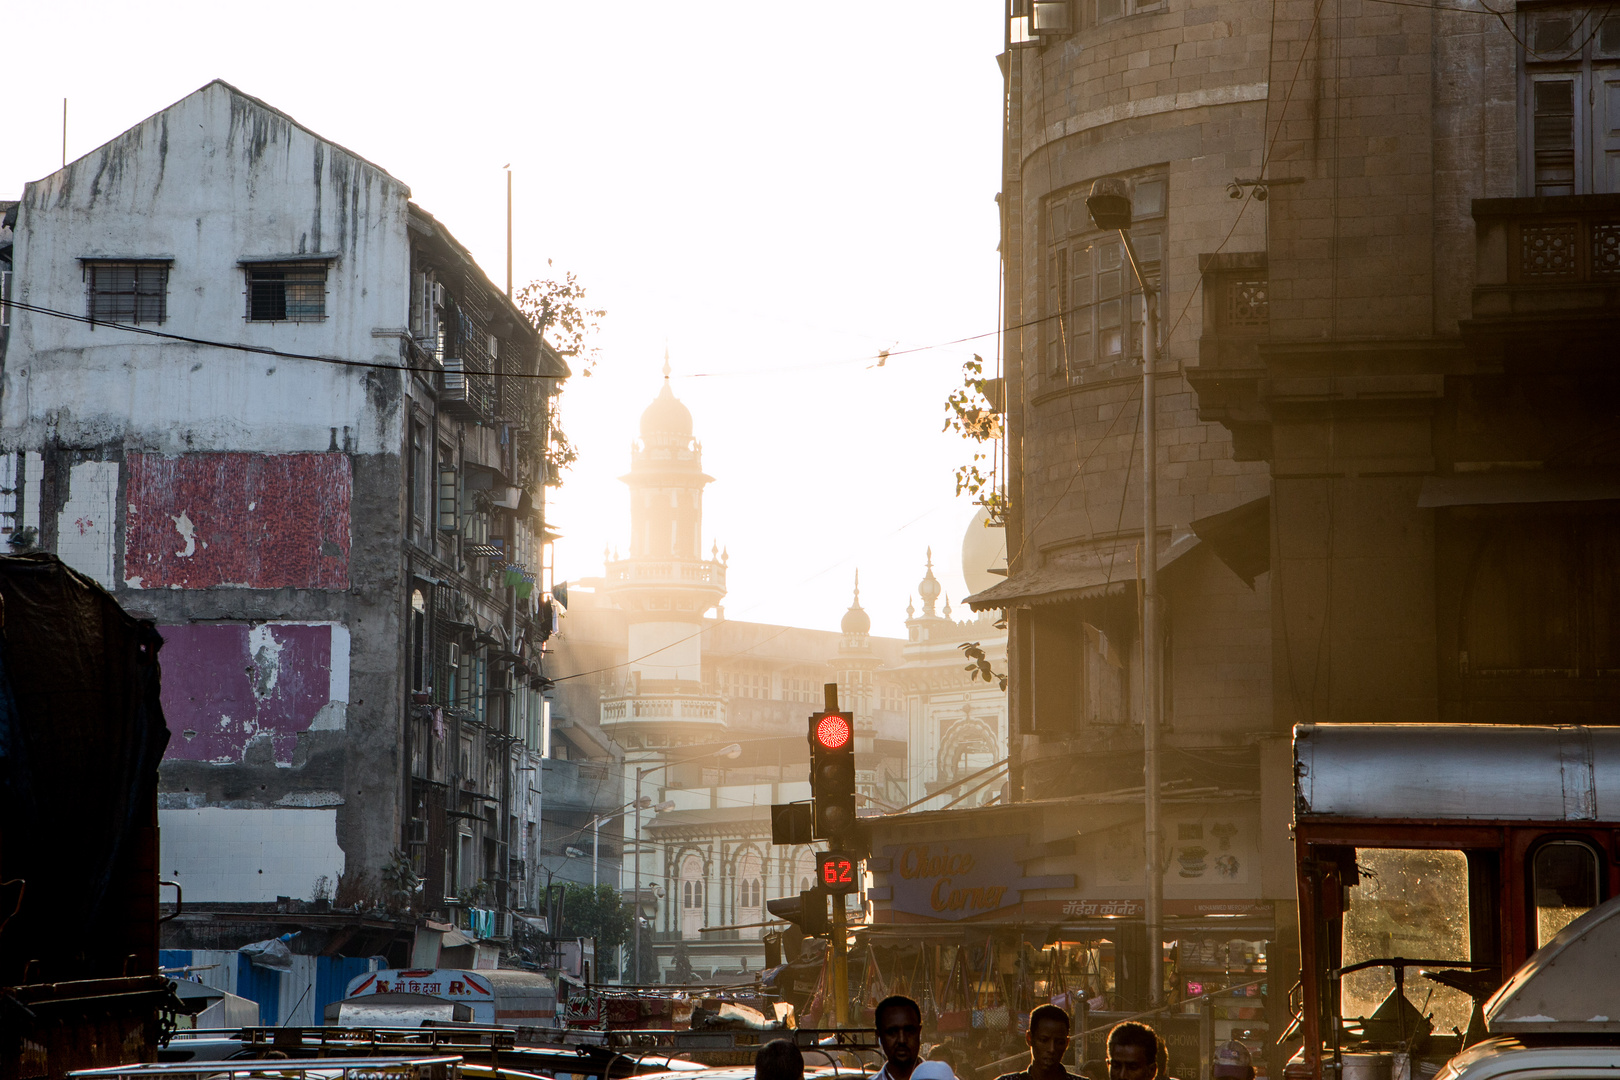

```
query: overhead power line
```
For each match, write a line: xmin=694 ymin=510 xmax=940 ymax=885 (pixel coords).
xmin=5 ymin=297 xmax=1060 ymax=382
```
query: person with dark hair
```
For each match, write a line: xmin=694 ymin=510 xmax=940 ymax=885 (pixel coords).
xmin=1107 ymin=1021 xmax=1163 ymax=1080
xmin=756 ymin=1038 xmax=805 ymax=1080
xmin=992 ymin=1004 xmax=1086 ymax=1080
xmin=874 ymin=995 xmax=957 ymax=1080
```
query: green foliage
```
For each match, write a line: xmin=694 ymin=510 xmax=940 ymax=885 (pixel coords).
xmin=958 ymin=641 xmax=1008 ymax=692
xmin=514 ymin=270 xmax=605 ymax=378
xmin=546 ymin=883 xmax=633 ymax=953
xmin=513 ymin=268 xmax=604 ymax=489
xmin=942 ymin=355 xmax=1007 ymax=525
xmin=381 ymin=850 xmax=422 ymax=913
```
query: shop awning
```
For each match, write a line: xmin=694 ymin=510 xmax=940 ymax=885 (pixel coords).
xmin=1417 ymin=470 xmax=1620 ymax=507
xmin=964 ymin=532 xmax=1200 ymax=611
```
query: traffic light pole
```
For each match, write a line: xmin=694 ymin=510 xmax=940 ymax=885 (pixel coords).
xmin=823 ymin=682 xmax=850 ymax=1028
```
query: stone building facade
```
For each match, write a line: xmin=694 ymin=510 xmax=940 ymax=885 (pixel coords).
xmin=962 ymin=0 xmax=1301 ymax=1045
xmin=0 ymin=81 xmax=567 ymax=950
xmin=973 ymin=1 xmax=1286 ymax=827
xmin=972 ymin=0 xmax=1620 ymax=1063
xmin=1192 ymin=4 xmax=1620 ymax=729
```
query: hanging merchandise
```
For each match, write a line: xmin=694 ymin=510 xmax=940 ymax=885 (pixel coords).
xmin=862 ymin=942 xmax=889 ymax=1011
xmin=1045 ymin=944 xmax=1072 ymax=1013
xmin=937 ymin=945 xmax=971 ymax=1033
xmin=919 ymin=948 xmax=940 ymax=1025
xmin=972 ymin=940 xmax=1011 ymax=1030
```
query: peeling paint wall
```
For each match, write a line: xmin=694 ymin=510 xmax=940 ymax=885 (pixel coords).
xmin=125 ymin=452 xmax=351 ymax=589
xmin=161 ymin=622 xmax=349 ymax=765
xmin=1 ymin=82 xmax=414 ymax=906
xmin=56 ymin=459 xmax=119 ymax=587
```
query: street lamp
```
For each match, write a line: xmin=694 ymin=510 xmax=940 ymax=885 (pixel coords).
xmin=1086 ymin=177 xmax=1165 ymax=1008
xmin=630 ymin=742 xmax=743 ymax=982
xmin=579 ymin=796 xmax=676 ymax=888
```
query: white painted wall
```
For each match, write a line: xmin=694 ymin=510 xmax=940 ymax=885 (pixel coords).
xmin=5 ymin=82 xmax=411 ymax=455
xmin=160 ymin=806 xmax=345 ymax=902
xmin=627 ymin=621 xmax=702 ymax=681
xmin=56 ymin=459 xmax=118 ymax=587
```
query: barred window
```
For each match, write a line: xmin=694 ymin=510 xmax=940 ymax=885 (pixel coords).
xmin=245 ymin=261 xmax=328 ymax=321
xmin=84 ymin=260 xmax=169 ymax=324
xmin=1043 ymin=174 xmax=1166 ymax=382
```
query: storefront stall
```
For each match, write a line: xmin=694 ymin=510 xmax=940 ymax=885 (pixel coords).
xmin=865 ymin=794 xmax=1294 ymax=1079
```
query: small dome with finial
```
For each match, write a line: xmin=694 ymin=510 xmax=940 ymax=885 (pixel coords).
xmin=639 ymin=350 xmax=693 ymax=437
xmin=841 ymin=570 xmax=872 ymax=635
xmin=918 ymin=547 xmax=943 ymax=617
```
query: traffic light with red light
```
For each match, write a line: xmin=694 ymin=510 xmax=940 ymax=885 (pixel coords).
xmin=809 ymin=710 xmax=856 ymax=840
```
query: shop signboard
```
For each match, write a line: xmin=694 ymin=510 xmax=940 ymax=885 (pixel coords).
xmin=882 ymin=836 xmax=1073 ymax=921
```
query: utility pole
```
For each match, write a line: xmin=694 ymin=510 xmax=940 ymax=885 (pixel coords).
xmin=1086 ymin=178 xmax=1164 ymax=1008
xmin=504 ymin=166 xmax=513 ymax=299
xmin=824 ymin=683 xmax=850 ymax=1027
xmin=1140 ymin=286 xmax=1163 ymax=1007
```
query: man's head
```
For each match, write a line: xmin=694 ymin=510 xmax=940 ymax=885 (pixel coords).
xmin=756 ymin=1039 xmax=805 ymax=1080
xmin=875 ymin=994 xmax=923 ymax=1074
xmin=1212 ymin=1042 xmax=1253 ymax=1080
xmin=1026 ymin=1004 xmax=1071 ymax=1070
xmin=1107 ymin=1022 xmax=1161 ymax=1080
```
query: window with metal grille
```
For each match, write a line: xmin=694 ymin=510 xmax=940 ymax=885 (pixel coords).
xmin=245 ymin=261 xmax=329 ymax=321
xmin=84 ymin=260 xmax=169 ymax=324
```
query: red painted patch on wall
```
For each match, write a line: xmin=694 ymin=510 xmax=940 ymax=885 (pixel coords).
xmin=125 ymin=453 xmax=351 ymax=589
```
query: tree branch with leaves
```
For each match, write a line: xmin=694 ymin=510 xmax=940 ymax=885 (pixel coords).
xmin=942 ymin=354 xmax=1007 ymax=525
xmin=513 ymin=268 xmax=605 ymax=487
xmin=958 ymin=641 xmax=1008 ymax=692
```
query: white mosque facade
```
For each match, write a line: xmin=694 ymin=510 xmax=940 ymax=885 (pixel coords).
xmin=544 ymin=367 xmax=1008 ymax=981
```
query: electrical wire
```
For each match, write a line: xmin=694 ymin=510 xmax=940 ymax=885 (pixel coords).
xmin=4 ymin=296 xmax=1070 ymax=383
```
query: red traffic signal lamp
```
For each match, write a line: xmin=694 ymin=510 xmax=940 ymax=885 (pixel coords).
xmin=817 ymin=851 xmax=859 ymax=895
xmin=808 ymin=710 xmax=856 ymax=840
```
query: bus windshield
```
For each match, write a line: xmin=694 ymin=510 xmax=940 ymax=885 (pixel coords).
xmin=1341 ymin=848 xmax=1474 ymax=1036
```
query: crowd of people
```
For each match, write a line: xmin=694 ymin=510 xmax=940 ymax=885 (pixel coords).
xmin=752 ymin=997 xmax=1256 ymax=1080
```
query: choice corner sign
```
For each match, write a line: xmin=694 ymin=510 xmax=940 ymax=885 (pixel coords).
xmin=884 ymin=837 xmax=1073 ymax=921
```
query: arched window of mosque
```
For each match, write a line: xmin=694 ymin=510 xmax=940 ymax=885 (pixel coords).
xmin=680 ymin=854 xmax=704 ymax=907
xmin=738 ymin=852 xmax=764 ymax=924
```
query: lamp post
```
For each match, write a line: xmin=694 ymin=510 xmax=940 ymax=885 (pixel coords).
xmin=630 ymin=742 xmax=743 ymax=983
xmin=1087 ymin=177 xmax=1164 ymax=1008
xmin=590 ymin=796 xmax=651 ymax=889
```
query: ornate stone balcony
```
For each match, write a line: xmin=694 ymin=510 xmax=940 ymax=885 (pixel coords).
xmin=1471 ymin=195 xmax=1620 ymax=329
xmin=603 ymin=558 xmax=726 ymax=589
xmin=599 ymin=693 xmax=728 ymax=732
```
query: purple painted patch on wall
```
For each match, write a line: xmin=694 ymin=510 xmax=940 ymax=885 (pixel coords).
xmin=159 ymin=623 xmax=343 ymax=764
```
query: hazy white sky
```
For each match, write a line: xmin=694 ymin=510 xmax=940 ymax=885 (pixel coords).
xmin=4 ymin=1 xmax=1005 ymax=640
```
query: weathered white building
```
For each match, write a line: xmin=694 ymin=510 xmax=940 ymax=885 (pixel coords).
xmin=0 ymin=81 xmax=567 ymax=954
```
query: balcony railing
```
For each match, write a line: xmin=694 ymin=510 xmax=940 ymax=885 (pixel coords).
xmin=603 ymin=559 xmax=727 ymax=589
xmin=599 ymin=694 xmax=728 ymax=729
xmin=1472 ymin=194 xmax=1620 ymax=323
